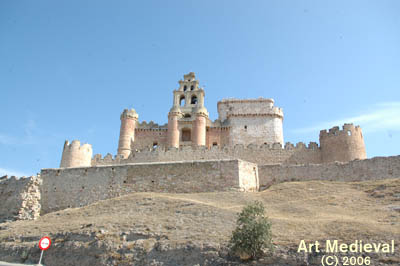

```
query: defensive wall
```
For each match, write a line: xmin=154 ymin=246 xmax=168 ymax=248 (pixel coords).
xmin=1 ymin=155 xmax=400 ymax=221
xmin=89 ymin=123 xmax=366 ymax=167
xmin=258 ymin=155 xmax=400 ymax=188
xmin=40 ymin=159 xmax=259 ymax=214
xmin=0 ymin=175 xmax=41 ymax=223
xmin=92 ymin=141 xmax=322 ymax=166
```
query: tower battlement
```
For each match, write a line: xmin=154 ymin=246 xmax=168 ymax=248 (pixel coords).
xmin=217 ymin=98 xmax=284 ymax=121
xmin=319 ymin=123 xmax=366 ymax=163
xmin=60 ymin=140 xmax=92 ymax=168
xmin=319 ymin=123 xmax=362 ymax=138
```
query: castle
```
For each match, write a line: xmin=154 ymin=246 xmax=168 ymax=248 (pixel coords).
xmin=60 ymin=72 xmax=367 ymax=168
xmin=3 ymin=72 xmax=400 ymax=222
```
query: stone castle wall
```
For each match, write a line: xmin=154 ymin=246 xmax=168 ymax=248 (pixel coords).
xmin=227 ymin=116 xmax=284 ymax=146
xmin=205 ymin=127 xmax=230 ymax=148
xmin=92 ymin=142 xmax=323 ymax=166
xmin=132 ymin=128 xmax=168 ymax=150
xmin=258 ymin=155 xmax=400 ymax=188
xmin=40 ymin=159 xmax=259 ymax=214
xmin=0 ymin=175 xmax=42 ymax=222
xmin=2 ymin=155 xmax=399 ymax=221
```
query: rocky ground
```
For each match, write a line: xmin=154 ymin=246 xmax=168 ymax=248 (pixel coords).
xmin=0 ymin=178 xmax=399 ymax=265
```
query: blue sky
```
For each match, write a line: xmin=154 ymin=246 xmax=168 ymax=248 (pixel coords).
xmin=1 ymin=0 xmax=399 ymax=176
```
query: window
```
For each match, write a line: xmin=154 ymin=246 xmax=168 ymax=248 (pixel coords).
xmin=182 ymin=128 xmax=191 ymax=141
xmin=184 ymin=113 xmax=191 ymax=118
xmin=213 ymin=142 xmax=218 ymax=146
xmin=347 ymin=131 xmax=352 ymax=136
xmin=153 ymin=142 xmax=158 ymax=148
xmin=191 ymin=96 xmax=198 ymax=104
xmin=244 ymin=125 xmax=247 ymax=131
xmin=190 ymin=85 xmax=194 ymax=91
xmin=180 ymin=96 xmax=186 ymax=106
xmin=183 ymin=85 xmax=187 ymax=91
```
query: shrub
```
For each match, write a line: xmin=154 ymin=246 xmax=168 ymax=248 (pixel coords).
xmin=229 ymin=201 xmax=273 ymax=260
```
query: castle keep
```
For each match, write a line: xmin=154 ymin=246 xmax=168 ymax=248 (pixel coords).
xmin=60 ymin=72 xmax=366 ymax=168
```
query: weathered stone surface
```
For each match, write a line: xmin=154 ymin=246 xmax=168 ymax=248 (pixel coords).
xmin=40 ymin=159 xmax=259 ymax=214
xmin=259 ymin=155 xmax=400 ymax=188
xmin=0 ymin=175 xmax=41 ymax=223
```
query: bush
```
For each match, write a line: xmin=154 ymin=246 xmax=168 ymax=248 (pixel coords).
xmin=229 ymin=201 xmax=273 ymax=260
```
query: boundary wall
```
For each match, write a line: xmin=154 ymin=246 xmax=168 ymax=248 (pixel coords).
xmin=92 ymin=142 xmax=322 ymax=166
xmin=0 ymin=175 xmax=41 ymax=222
xmin=40 ymin=159 xmax=259 ymax=214
xmin=258 ymin=155 xmax=400 ymax=188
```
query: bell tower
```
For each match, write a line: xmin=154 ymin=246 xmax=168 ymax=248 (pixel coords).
xmin=167 ymin=72 xmax=209 ymax=147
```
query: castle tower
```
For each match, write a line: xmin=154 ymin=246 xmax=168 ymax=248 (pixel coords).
xmin=168 ymin=72 xmax=209 ymax=147
xmin=217 ymin=98 xmax=284 ymax=146
xmin=192 ymin=109 xmax=207 ymax=146
xmin=117 ymin=109 xmax=138 ymax=158
xmin=60 ymin=140 xmax=93 ymax=168
xmin=319 ymin=123 xmax=367 ymax=163
xmin=167 ymin=106 xmax=182 ymax=148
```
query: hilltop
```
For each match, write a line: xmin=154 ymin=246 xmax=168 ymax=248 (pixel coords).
xmin=0 ymin=179 xmax=399 ymax=265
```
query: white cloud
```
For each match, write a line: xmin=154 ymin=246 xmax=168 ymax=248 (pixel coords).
xmin=293 ymin=102 xmax=400 ymax=134
xmin=0 ymin=167 xmax=31 ymax=177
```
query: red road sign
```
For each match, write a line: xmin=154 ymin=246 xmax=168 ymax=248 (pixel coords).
xmin=38 ymin=236 xmax=51 ymax=251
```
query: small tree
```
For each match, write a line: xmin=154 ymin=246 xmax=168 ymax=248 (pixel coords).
xmin=229 ymin=201 xmax=273 ymax=260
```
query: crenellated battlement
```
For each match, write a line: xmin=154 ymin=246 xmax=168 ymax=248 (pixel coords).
xmin=137 ymin=121 xmax=168 ymax=129
xmin=91 ymin=141 xmax=322 ymax=167
xmin=217 ymin=98 xmax=284 ymax=121
xmin=60 ymin=140 xmax=93 ymax=168
xmin=319 ymin=123 xmax=363 ymax=138
xmin=62 ymin=140 xmax=92 ymax=152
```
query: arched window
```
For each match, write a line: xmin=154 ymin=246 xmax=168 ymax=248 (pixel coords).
xmin=190 ymin=85 xmax=194 ymax=91
xmin=184 ymin=113 xmax=191 ymax=118
xmin=180 ymin=96 xmax=186 ymax=106
xmin=191 ymin=96 xmax=198 ymax=104
xmin=153 ymin=142 xmax=158 ymax=149
xmin=183 ymin=85 xmax=187 ymax=91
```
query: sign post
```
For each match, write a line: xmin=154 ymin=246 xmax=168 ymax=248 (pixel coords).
xmin=38 ymin=236 xmax=51 ymax=265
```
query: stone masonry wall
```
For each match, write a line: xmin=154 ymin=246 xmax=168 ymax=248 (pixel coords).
xmin=40 ymin=159 xmax=258 ymax=214
xmin=92 ymin=142 xmax=322 ymax=166
xmin=228 ymin=116 xmax=284 ymax=146
xmin=0 ymin=175 xmax=42 ymax=222
xmin=132 ymin=129 xmax=168 ymax=150
xmin=258 ymin=155 xmax=400 ymax=188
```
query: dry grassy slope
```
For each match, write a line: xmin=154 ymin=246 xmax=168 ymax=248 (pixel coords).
xmin=0 ymin=179 xmax=399 ymax=265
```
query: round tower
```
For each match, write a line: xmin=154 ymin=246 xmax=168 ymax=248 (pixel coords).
xmin=60 ymin=140 xmax=93 ymax=168
xmin=192 ymin=106 xmax=208 ymax=146
xmin=117 ymin=108 xmax=138 ymax=158
xmin=319 ymin=123 xmax=366 ymax=163
xmin=167 ymin=106 xmax=182 ymax=148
